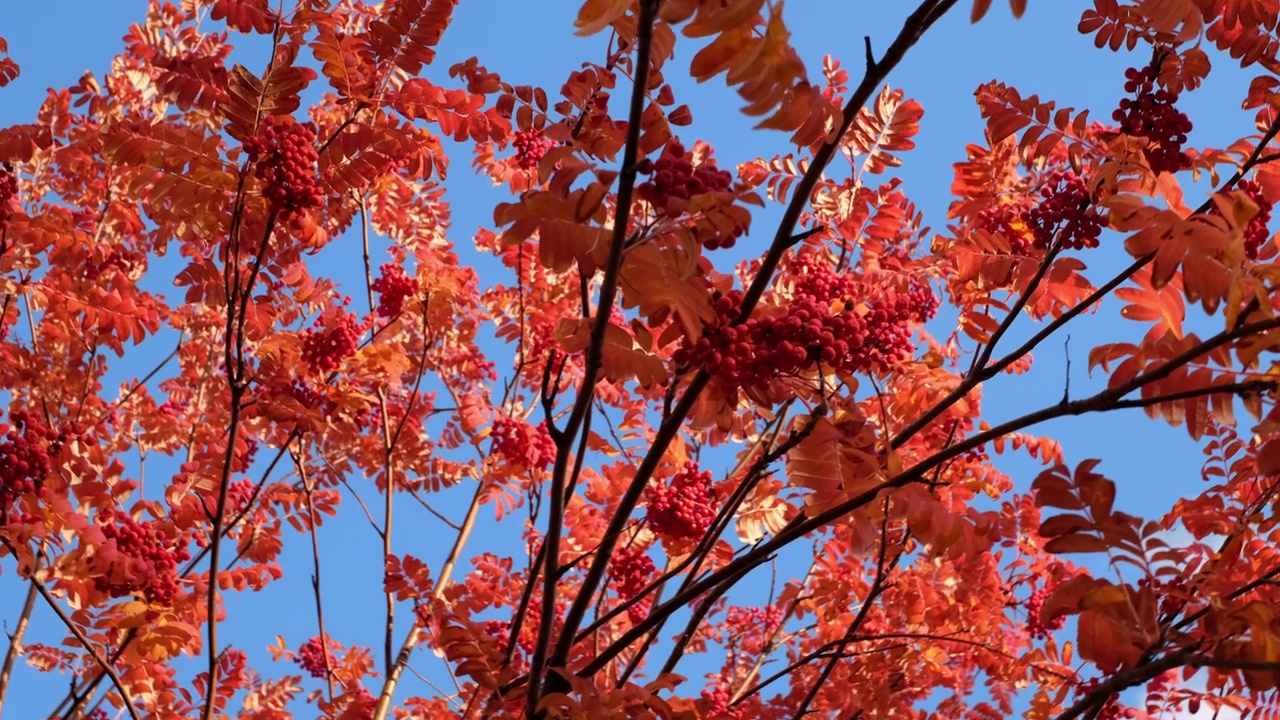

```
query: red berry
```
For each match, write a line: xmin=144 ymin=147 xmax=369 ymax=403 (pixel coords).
xmin=636 ymin=141 xmax=740 ymax=250
xmin=93 ymin=513 xmax=190 ymax=605
xmin=1021 ymin=170 xmax=1106 ymax=251
xmin=512 ymin=129 xmax=553 ymax=170
xmin=0 ymin=410 xmax=61 ymax=524
xmin=490 ymin=418 xmax=556 ymax=471
xmin=1208 ymin=179 xmax=1273 ymax=260
xmin=1113 ymin=65 xmax=1193 ymax=175
xmin=244 ymin=116 xmax=323 ymax=217
xmin=0 ymin=163 xmax=18 ymax=234
xmin=294 ymin=635 xmax=332 ymax=679
xmin=647 ymin=462 xmax=717 ymax=543
xmin=370 ymin=262 xmax=418 ymax=318
xmin=611 ymin=546 xmax=657 ymax=623
xmin=301 ymin=306 xmax=362 ymax=375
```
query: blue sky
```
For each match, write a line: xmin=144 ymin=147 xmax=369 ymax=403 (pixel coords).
xmin=0 ymin=1 xmax=1259 ymax=717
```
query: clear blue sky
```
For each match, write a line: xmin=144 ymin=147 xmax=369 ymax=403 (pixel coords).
xmin=0 ymin=2 xmax=1252 ymax=716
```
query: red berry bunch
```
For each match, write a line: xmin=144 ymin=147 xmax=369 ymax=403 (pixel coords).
xmin=84 ymin=709 xmax=109 ymax=720
xmin=611 ymin=546 xmax=657 ymax=623
xmin=1022 ymin=170 xmax=1106 ymax=250
xmin=243 ymin=116 xmax=324 ymax=217
xmin=647 ymin=462 xmax=717 ymax=542
xmin=673 ymin=259 xmax=931 ymax=392
xmin=94 ymin=510 xmax=190 ymax=605
xmin=483 ymin=619 xmax=510 ymax=652
xmin=637 ymin=141 xmax=741 ymax=249
xmin=904 ymin=280 xmax=940 ymax=322
xmin=1113 ymin=65 xmax=1193 ymax=175
xmin=725 ymin=605 xmax=785 ymax=654
xmin=490 ymin=418 xmax=556 ymax=471
xmin=295 ymin=636 xmax=332 ymax=679
xmin=974 ymin=205 xmax=1034 ymax=256
xmin=0 ymin=162 xmax=17 ymax=234
xmin=204 ymin=478 xmax=254 ymax=520
xmin=1024 ymin=583 xmax=1066 ymax=640
xmin=370 ymin=262 xmax=418 ymax=318
xmin=1138 ymin=575 xmax=1188 ymax=619
xmin=1215 ymin=179 xmax=1274 ymax=259
xmin=0 ymin=411 xmax=66 ymax=524
xmin=512 ymin=129 xmax=553 ymax=170
xmin=702 ymin=683 xmax=743 ymax=719
xmin=301 ymin=306 xmax=361 ymax=375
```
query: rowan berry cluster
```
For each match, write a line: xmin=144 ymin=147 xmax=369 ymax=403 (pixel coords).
xmin=94 ymin=510 xmax=190 ymax=605
xmin=0 ymin=411 xmax=67 ymax=523
xmin=702 ymin=684 xmax=742 ymax=719
xmin=637 ymin=141 xmax=742 ymax=249
xmin=1113 ymin=65 xmax=1193 ymax=174
xmin=295 ymin=636 xmax=331 ymax=679
xmin=301 ymin=307 xmax=361 ymax=375
xmin=673 ymin=258 xmax=931 ymax=392
xmin=974 ymin=205 xmax=1033 ymax=256
xmin=84 ymin=710 xmax=108 ymax=720
xmin=204 ymin=478 xmax=254 ymax=520
xmin=243 ymin=116 xmax=324 ymax=217
xmin=1023 ymin=583 xmax=1065 ymax=640
xmin=512 ymin=129 xmax=553 ymax=170
xmin=726 ymin=605 xmax=785 ymax=654
xmin=490 ymin=418 xmax=556 ymax=471
xmin=0 ymin=162 xmax=17 ymax=234
xmin=647 ymin=462 xmax=717 ymax=542
xmin=611 ymin=546 xmax=656 ymax=623
xmin=1023 ymin=170 xmax=1106 ymax=250
xmin=1138 ymin=575 xmax=1188 ymax=619
xmin=1230 ymin=179 xmax=1273 ymax=259
xmin=370 ymin=262 xmax=418 ymax=318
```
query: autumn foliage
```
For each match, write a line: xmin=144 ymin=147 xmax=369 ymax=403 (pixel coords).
xmin=5 ymin=0 xmax=1280 ymax=719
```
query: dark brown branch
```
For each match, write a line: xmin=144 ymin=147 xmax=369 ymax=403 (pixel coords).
xmin=550 ymin=0 xmax=964 ymax=681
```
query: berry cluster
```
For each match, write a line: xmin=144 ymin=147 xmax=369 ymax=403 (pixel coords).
xmin=1138 ymin=575 xmax=1188 ymax=619
xmin=243 ymin=116 xmax=324 ymax=217
xmin=490 ymin=418 xmax=556 ymax=471
xmin=370 ymin=262 xmax=418 ymax=318
xmin=512 ymin=129 xmax=553 ymax=170
xmin=702 ymin=683 xmax=743 ymax=719
xmin=0 ymin=163 xmax=17 ymax=234
xmin=974 ymin=205 xmax=1034 ymax=256
xmin=85 ymin=709 xmax=109 ymax=720
xmin=1113 ymin=65 xmax=1193 ymax=175
xmin=1221 ymin=179 xmax=1274 ymax=259
xmin=94 ymin=510 xmax=190 ymax=605
xmin=1023 ymin=583 xmax=1066 ymax=640
xmin=295 ymin=636 xmax=331 ymax=679
xmin=637 ymin=141 xmax=742 ymax=249
xmin=0 ymin=411 xmax=68 ymax=524
xmin=1023 ymin=170 xmax=1106 ymax=250
xmin=203 ymin=478 xmax=254 ymax=522
xmin=301 ymin=307 xmax=361 ymax=375
xmin=647 ymin=462 xmax=717 ymax=542
xmin=725 ymin=605 xmax=785 ymax=654
xmin=673 ymin=258 xmax=932 ymax=392
xmin=611 ymin=546 xmax=657 ymax=623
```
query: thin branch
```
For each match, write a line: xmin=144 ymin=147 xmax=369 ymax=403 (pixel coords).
xmin=371 ymin=477 xmax=486 ymax=720
xmin=297 ymin=450 xmax=336 ymax=702
xmin=0 ymin=539 xmax=143 ymax=720
xmin=0 ymin=549 xmax=42 ymax=709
